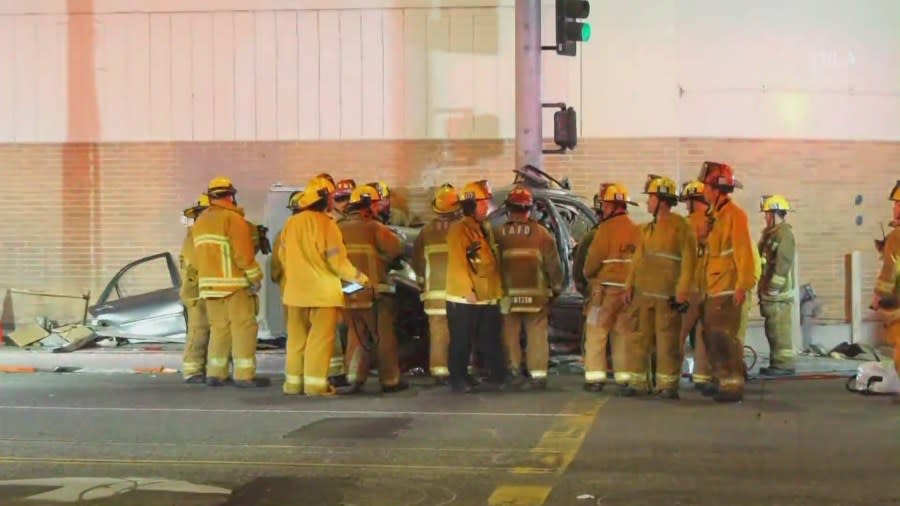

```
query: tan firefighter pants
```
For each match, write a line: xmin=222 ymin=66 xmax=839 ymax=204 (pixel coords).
xmin=701 ymin=294 xmax=745 ymax=394
xmin=344 ymin=297 xmax=401 ymax=388
xmin=428 ymin=314 xmax=450 ymax=378
xmin=182 ymin=299 xmax=210 ymax=379
xmin=760 ymin=300 xmax=794 ymax=368
xmin=205 ymin=288 xmax=259 ymax=382
xmin=329 ymin=313 xmax=347 ymax=377
xmin=624 ymin=295 xmax=684 ymax=391
xmin=284 ymin=306 xmax=340 ymax=395
xmin=583 ymin=285 xmax=629 ymax=385
xmin=890 ymin=319 xmax=900 ymax=379
xmin=286 ymin=304 xmax=346 ymax=378
xmin=502 ymin=309 xmax=549 ymax=379
xmin=681 ymin=293 xmax=711 ymax=385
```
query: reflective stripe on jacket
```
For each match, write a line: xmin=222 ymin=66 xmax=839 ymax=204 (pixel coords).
xmin=412 ymin=216 xmax=459 ymax=315
xmin=192 ymin=202 xmax=262 ymax=299
xmin=495 ymin=217 xmax=564 ymax=313
xmin=582 ymin=213 xmax=640 ymax=289
xmin=339 ymin=212 xmax=404 ymax=309
xmin=703 ymin=200 xmax=755 ymax=298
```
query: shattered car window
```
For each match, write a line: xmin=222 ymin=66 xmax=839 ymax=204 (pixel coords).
xmin=555 ymin=201 xmax=593 ymax=242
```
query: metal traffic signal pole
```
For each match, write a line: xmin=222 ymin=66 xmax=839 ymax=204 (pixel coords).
xmin=515 ymin=0 xmax=543 ymax=171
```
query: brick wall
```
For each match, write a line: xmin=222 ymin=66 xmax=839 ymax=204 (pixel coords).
xmin=1 ymin=138 xmax=897 ymax=329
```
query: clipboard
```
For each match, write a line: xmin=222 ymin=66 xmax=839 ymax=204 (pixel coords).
xmin=342 ymin=282 xmax=365 ymax=295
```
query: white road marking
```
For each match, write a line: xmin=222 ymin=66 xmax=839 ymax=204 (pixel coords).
xmin=0 ymin=477 xmax=229 ymax=502
xmin=0 ymin=405 xmax=581 ymax=417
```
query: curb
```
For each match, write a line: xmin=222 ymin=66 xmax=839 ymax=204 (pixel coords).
xmin=0 ymin=366 xmax=37 ymax=373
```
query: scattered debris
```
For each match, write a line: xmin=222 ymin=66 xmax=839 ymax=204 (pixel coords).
xmin=4 ymin=316 xmax=102 ymax=352
xmin=133 ymin=367 xmax=178 ymax=375
xmin=52 ymin=366 xmax=82 ymax=373
xmin=7 ymin=323 xmax=51 ymax=347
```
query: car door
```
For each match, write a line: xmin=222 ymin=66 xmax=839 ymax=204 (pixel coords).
xmin=88 ymin=252 xmax=187 ymax=342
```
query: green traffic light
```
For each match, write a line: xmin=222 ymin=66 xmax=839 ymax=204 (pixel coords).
xmin=581 ymin=23 xmax=591 ymax=41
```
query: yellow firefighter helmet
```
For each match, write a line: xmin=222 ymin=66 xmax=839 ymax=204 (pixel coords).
xmin=287 ymin=190 xmax=304 ymax=211
xmin=432 ymin=183 xmax=461 ymax=214
xmin=297 ymin=176 xmax=335 ymax=209
xmin=760 ymin=194 xmax=791 ymax=212
xmin=460 ymin=180 xmax=492 ymax=201
xmin=889 ymin=181 xmax=900 ymax=201
xmin=679 ymin=180 xmax=705 ymax=202
xmin=207 ymin=176 xmax=237 ymax=198
xmin=643 ymin=174 xmax=679 ymax=200
xmin=597 ymin=182 xmax=637 ymax=206
xmin=183 ymin=194 xmax=211 ymax=219
xmin=366 ymin=181 xmax=391 ymax=199
xmin=349 ymin=185 xmax=382 ymax=205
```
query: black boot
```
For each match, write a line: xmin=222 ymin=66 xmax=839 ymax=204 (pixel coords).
xmin=760 ymin=366 xmax=795 ymax=377
xmin=185 ymin=374 xmax=206 ymax=385
xmin=617 ymin=384 xmax=641 ymax=397
xmin=657 ymin=388 xmax=680 ymax=400
xmin=701 ymin=383 xmax=719 ymax=397
xmin=329 ymin=374 xmax=351 ymax=388
xmin=206 ymin=377 xmax=227 ymax=387
xmin=583 ymin=382 xmax=604 ymax=393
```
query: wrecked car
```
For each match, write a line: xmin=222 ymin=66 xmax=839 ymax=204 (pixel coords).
xmin=88 ymin=167 xmax=597 ymax=365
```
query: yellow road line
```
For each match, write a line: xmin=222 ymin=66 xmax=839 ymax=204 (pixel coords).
xmin=0 ymin=439 xmax=562 ymax=454
xmin=488 ymin=396 xmax=607 ymax=506
xmin=0 ymin=455 xmax=557 ymax=475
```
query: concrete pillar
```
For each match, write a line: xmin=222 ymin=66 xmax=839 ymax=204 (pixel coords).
xmin=849 ymin=250 xmax=863 ymax=342
xmin=515 ymin=0 xmax=542 ymax=171
xmin=791 ymin=252 xmax=802 ymax=351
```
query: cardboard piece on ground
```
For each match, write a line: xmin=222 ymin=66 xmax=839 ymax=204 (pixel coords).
xmin=59 ymin=325 xmax=95 ymax=345
xmin=8 ymin=324 xmax=51 ymax=347
xmin=50 ymin=325 xmax=99 ymax=353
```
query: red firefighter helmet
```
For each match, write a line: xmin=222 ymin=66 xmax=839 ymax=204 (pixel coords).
xmin=505 ymin=186 xmax=534 ymax=208
xmin=334 ymin=179 xmax=356 ymax=200
xmin=698 ymin=161 xmax=742 ymax=192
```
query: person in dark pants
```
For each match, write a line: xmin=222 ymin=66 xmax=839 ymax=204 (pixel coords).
xmin=444 ymin=179 xmax=509 ymax=393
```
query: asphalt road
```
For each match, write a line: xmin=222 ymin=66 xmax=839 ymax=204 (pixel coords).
xmin=0 ymin=373 xmax=896 ymax=506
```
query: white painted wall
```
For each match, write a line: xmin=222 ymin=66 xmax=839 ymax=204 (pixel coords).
xmin=0 ymin=0 xmax=897 ymax=142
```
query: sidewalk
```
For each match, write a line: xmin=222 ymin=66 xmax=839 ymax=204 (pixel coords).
xmin=0 ymin=342 xmax=869 ymax=377
xmin=0 ymin=343 xmax=287 ymax=375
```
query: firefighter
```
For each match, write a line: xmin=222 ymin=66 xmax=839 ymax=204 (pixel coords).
xmin=679 ymin=180 xmax=713 ymax=390
xmin=622 ymin=175 xmax=697 ymax=399
xmin=757 ymin=195 xmax=797 ymax=376
xmin=495 ymin=186 xmax=564 ymax=389
xmin=180 ymin=194 xmax=211 ymax=384
xmin=339 ymin=185 xmax=408 ymax=393
xmin=581 ymin=183 xmax=641 ymax=392
xmin=445 ymin=179 xmax=508 ymax=393
xmin=411 ymin=183 xmax=462 ymax=385
xmin=333 ymin=179 xmax=356 ymax=218
xmin=366 ymin=181 xmax=393 ymax=224
xmin=279 ymin=176 xmax=369 ymax=396
xmin=273 ymin=188 xmax=352 ymax=389
xmin=572 ymin=191 xmax=605 ymax=298
xmin=193 ymin=177 xmax=268 ymax=388
xmin=872 ymin=180 xmax=900 ymax=379
xmin=697 ymin=161 xmax=755 ymax=402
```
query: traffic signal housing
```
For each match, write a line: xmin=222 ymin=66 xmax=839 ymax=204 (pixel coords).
xmin=555 ymin=0 xmax=591 ymax=56
xmin=554 ymin=107 xmax=577 ymax=150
